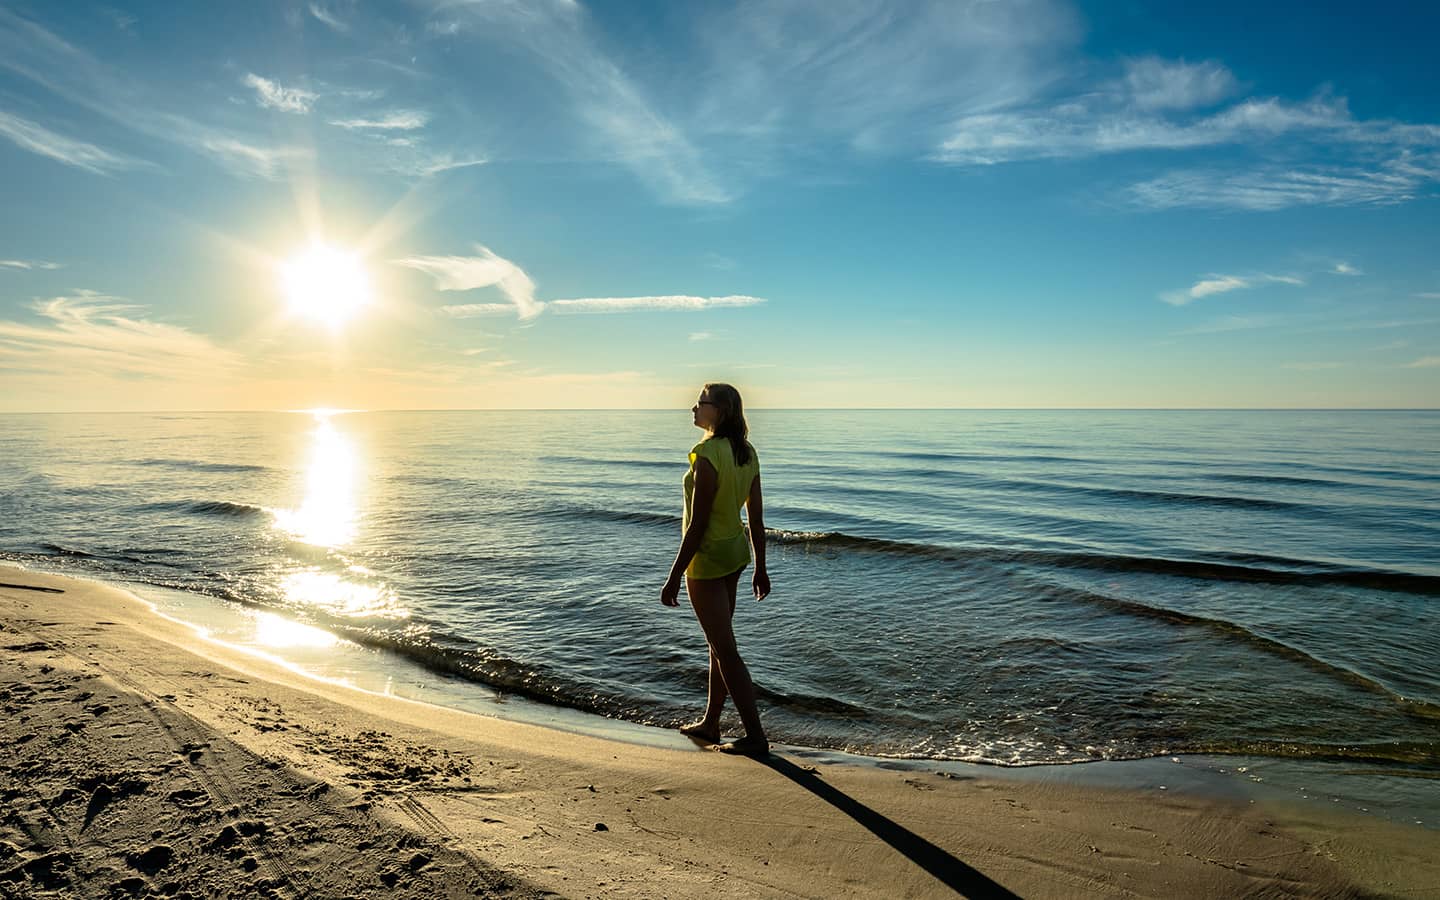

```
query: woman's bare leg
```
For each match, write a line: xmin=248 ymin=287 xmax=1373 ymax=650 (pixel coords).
xmin=680 ymin=574 xmax=738 ymax=742
xmin=687 ymin=570 xmax=767 ymax=753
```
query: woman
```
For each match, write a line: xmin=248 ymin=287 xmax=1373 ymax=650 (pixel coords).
xmin=660 ymin=383 xmax=771 ymax=756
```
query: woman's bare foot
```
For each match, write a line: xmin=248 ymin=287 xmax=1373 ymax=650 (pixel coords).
xmin=679 ymin=720 xmax=721 ymax=743
xmin=712 ymin=734 xmax=769 ymax=757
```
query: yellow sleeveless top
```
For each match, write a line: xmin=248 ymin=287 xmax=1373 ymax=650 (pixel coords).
xmin=682 ymin=436 xmax=759 ymax=579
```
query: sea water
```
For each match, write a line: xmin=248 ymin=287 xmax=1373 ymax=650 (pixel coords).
xmin=3 ymin=409 xmax=1437 ymax=777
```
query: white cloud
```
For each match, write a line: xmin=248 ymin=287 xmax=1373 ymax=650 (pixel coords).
xmin=439 ymin=303 xmax=518 ymax=318
xmin=1129 ymin=154 xmax=1440 ymax=211
xmin=0 ymin=11 xmax=310 ymax=179
xmin=0 ymin=291 xmax=242 ymax=379
xmin=1121 ymin=57 xmax=1236 ymax=111
xmin=400 ymin=245 xmax=766 ymax=320
xmin=691 ymin=0 xmax=1079 ymax=159
xmin=0 ymin=109 xmax=137 ymax=174
xmin=1331 ymin=262 xmax=1362 ymax=276
xmin=937 ymin=94 xmax=1356 ymax=165
xmin=1160 ymin=273 xmax=1303 ymax=306
xmin=433 ymin=0 xmax=728 ymax=205
xmin=411 ymin=154 xmax=487 ymax=177
xmin=689 ymin=331 xmax=714 ymax=342
xmin=547 ymin=295 xmax=765 ymax=314
xmin=1404 ymin=356 xmax=1440 ymax=368
xmin=309 ymin=2 xmax=350 ymax=33
xmin=395 ymin=245 xmax=542 ymax=319
xmin=1174 ymin=314 xmax=1285 ymax=335
xmin=198 ymin=137 xmax=312 ymax=179
xmin=330 ymin=110 xmax=428 ymax=130
xmin=242 ymin=73 xmax=318 ymax=113
xmin=0 ymin=259 xmax=62 ymax=270
xmin=928 ymin=49 xmax=1440 ymax=210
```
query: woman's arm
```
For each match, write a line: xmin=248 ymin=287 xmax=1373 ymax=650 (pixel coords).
xmin=660 ymin=457 xmax=717 ymax=606
xmin=747 ymin=474 xmax=770 ymax=600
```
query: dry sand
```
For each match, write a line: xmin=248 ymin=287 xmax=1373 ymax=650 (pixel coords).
xmin=1 ymin=566 xmax=1436 ymax=899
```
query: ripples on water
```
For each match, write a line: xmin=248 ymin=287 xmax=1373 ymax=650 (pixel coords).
xmin=1 ymin=409 xmax=1437 ymax=770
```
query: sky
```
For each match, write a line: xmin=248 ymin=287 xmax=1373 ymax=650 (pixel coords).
xmin=0 ymin=0 xmax=1437 ymax=411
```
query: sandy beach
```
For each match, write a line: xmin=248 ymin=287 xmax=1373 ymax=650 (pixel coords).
xmin=1 ymin=566 xmax=1435 ymax=899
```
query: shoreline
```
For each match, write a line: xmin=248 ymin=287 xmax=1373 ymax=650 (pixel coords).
xmin=2 ymin=565 xmax=1436 ymax=897
xmin=31 ymin=561 xmax=1440 ymax=831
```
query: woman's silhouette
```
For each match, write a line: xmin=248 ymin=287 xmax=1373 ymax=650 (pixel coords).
xmin=660 ymin=383 xmax=771 ymax=756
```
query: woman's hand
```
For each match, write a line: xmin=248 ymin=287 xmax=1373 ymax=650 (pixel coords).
xmin=752 ymin=569 xmax=771 ymax=601
xmin=660 ymin=574 xmax=683 ymax=607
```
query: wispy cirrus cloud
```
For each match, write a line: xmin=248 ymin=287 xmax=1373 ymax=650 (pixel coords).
xmin=691 ymin=0 xmax=1079 ymax=158
xmin=308 ymin=2 xmax=350 ymax=33
xmin=330 ymin=110 xmax=428 ymax=130
xmin=395 ymin=245 xmax=543 ymax=319
xmin=197 ymin=137 xmax=312 ymax=179
xmin=1160 ymin=272 xmax=1303 ymax=306
xmin=1403 ymin=356 xmax=1440 ymax=368
xmin=0 ymin=291 xmax=242 ymax=378
xmin=0 ymin=109 xmax=137 ymax=174
xmin=0 ymin=10 xmax=309 ymax=179
xmin=430 ymin=0 xmax=728 ymax=205
xmin=1127 ymin=153 xmax=1440 ymax=211
xmin=243 ymin=73 xmax=318 ymax=113
xmin=931 ymin=52 xmax=1440 ymax=211
xmin=0 ymin=259 xmax=63 ymax=270
xmin=1331 ymin=262 xmax=1362 ymax=276
xmin=400 ymin=245 xmax=766 ymax=320
xmin=547 ymin=295 xmax=765 ymax=314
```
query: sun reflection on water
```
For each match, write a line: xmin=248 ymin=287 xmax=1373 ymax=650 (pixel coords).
xmin=270 ymin=411 xmax=412 ymax=622
xmin=273 ymin=412 xmax=359 ymax=548
xmin=252 ymin=611 xmax=340 ymax=648
xmin=280 ymin=569 xmax=409 ymax=619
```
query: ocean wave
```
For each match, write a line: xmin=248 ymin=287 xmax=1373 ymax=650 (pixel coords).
xmin=1040 ymin=580 xmax=1440 ymax=721
xmin=37 ymin=542 xmax=95 ymax=558
xmin=539 ymin=455 xmax=681 ymax=471
xmin=130 ymin=457 xmax=271 ymax=474
xmin=765 ymin=529 xmax=1440 ymax=596
xmin=134 ymin=499 xmax=270 ymax=519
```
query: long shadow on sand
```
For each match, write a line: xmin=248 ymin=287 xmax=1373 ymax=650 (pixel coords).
xmin=759 ymin=754 xmax=1021 ymax=899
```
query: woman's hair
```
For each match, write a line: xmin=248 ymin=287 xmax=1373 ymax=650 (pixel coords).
xmin=704 ymin=382 xmax=752 ymax=466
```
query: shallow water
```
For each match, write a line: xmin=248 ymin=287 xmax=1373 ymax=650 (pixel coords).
xmin=2 ymin=409 xmax=1437 ymax=773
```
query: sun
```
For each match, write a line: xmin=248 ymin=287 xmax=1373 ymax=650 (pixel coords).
xmin=280 ymin=244 xmax=372 ymax=329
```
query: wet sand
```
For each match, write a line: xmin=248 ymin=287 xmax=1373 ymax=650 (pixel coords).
xmin=1 ymin=566 xmax=1435 ymax=898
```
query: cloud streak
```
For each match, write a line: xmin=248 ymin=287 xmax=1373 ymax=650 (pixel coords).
xmin=0 ymin=109 xmax=136 ymax=174
xmin=0 ymin=259 xmax=63 ymax=270
xmin=395 ymin=245 xmax=543 ymax=319
xmin=400 ymin=246 xmax=766 ymax=320
xmin=930 ymin=53 xmax=1440 ymax=210
xmin=243 ymin=73 xmax=318 ymax=113
xmin=1160 ymin=273 xmax=1303 ymax=306
xmin=432 ymin=0 xmax=728 ymax=204
xmin=547 ymin=295 xmax=765 ymax=314
xmin=330 ymin=111 xmax=428 ymax=130
xmin=0 ymin=292 xmax=243 ymax=379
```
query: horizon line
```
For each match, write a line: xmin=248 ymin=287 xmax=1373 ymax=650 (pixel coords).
xmin=4 ymin=407 xmax=1439 ymax=415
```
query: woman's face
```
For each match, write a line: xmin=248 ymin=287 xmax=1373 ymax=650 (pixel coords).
xmin=691 ymin=389 xmax=720 ymax=431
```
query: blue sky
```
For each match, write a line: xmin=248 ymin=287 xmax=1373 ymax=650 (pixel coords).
xmin=0 ymin=0 xmax=1437 ymax=410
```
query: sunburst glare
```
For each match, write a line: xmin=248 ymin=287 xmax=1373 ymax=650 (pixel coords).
xmin=280 ymin=243 xmax=372 ymax=330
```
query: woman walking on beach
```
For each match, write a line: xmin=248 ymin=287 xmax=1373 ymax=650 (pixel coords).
xmin=660 ymin=383 xmax=771 ymax=756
